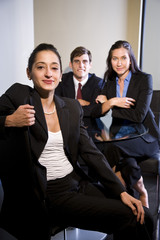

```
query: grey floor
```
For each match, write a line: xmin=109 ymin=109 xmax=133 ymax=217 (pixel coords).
xmin=51 ymin=228 xmax=107 ymax=240
xmin=0 ymin=227 xmax=107 ymax=240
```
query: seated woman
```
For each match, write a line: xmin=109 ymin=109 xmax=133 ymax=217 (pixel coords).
xmin=0 ymin=43 xmax=154 ymax=240
xmin=92 ymin=40 xmax=160 ymax=208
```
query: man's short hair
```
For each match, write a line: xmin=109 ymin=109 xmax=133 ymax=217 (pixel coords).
xmin=70 ymin=46 xmax=92 ymax=63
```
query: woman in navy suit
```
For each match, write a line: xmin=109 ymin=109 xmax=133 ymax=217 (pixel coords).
xmin=0 ymin=43 xmax=154 ymax=240
xmin=93 ymin=40 xmax=160 ymax=208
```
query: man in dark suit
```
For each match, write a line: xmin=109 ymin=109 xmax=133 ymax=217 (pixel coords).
xmin=55 ymin=46 xmax=104 ymax=140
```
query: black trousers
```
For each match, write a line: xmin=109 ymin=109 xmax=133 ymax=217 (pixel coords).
xmin=46 ymin=171 xmax=154 ymax=240
xmin=97 ymin=137 xmax=159 ymax=188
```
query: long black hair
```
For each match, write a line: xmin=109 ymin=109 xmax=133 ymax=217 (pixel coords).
xmin=104 ymin=40 xmax=141 ymax=81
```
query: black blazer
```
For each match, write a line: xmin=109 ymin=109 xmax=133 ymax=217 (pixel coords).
xmin=92 ymin=71 xmax=160 ymax=144
xmin=55 ymin=72 xmax=104 ymax=133
xmin=0 ymin=83 xmax=124 ymax=239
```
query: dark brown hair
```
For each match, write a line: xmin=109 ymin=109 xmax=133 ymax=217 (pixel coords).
xmin=70 ymin=46 xmax=92 ymax=63
xmin=104 ymin=40 xmax=141 ymax=81
xmin=28 ymin=43 xmax=62 ymax=73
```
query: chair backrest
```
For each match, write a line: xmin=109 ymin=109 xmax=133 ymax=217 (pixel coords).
xmin=150 ymin=90 xmax=160 ymax=128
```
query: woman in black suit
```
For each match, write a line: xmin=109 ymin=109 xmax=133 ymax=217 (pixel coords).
xmin=0 ymin=43 xmax=154 ymax=240
xmin=94 ymin=40 xmax=160 ymax=208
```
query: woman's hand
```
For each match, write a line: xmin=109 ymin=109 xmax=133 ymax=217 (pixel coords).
xmin=120 ymin=191 xmax=145 ymax=224
xmin=96 ymin=95 xmax=107 ymax=104
xmin=5 ymin=104 xmax=35 ymax=127
xmin=112 ymin=97 xmax=135 ymax=108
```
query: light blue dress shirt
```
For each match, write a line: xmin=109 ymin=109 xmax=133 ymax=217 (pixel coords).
xmin=115 ymin=71 xmax=135 ymax=138
xmin=116 ymin=71 xmax=132 ymax=97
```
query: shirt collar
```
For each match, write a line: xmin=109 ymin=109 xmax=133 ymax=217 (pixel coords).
xmin=73 ymin=74 xmax=89 ymax=88
xmin=116 ymin=71 xmax=132 ymax=83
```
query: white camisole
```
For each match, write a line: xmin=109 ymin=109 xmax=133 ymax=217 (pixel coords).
xmin=39 ymin=130 xmax=73 ymax=181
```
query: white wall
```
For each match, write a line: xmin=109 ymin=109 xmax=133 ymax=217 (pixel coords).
xmin=0 ymin=0 xmax=34 ymax=96
xmin=143 ymin=0 xmax=160 ymax=90
xmin=2 ymin=0 xmax=158 ymax=97
xmin=34 ymin=0 xmax=141 ymax=78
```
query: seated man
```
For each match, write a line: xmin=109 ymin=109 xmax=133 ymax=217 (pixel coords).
xmin=55 ymin=46 xmax=104 ymax=140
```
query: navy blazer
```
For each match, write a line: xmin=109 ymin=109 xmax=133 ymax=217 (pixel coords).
xmin=0 ymin=83 xmax=125 ymax=239
xmin=92 ymin=71 xmax=160 ymax=144
xmin=55 ymin=72 xmax=104 ymax=133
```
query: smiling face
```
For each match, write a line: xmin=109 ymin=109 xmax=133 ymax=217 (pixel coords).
xmin=69 ymin=54 xmax=92 ymax=81
xmin=111 ymin=47 xmax=131 ymax=79
xmin=27 ymin=50 xmax=62 ymax=95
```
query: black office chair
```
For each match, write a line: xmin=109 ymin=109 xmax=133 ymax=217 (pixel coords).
xmin=138 ymin=90 xmax=160 ymax=240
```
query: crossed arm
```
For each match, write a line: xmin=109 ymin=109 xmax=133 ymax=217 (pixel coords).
xmin=96 ymin=95 xmax=135 ymax=114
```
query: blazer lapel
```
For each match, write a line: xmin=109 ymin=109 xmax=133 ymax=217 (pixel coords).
xmin=62 ymin=73 xmax=75 ymax=98
xmin=126 ymin=73 xmax=136 ymax=97
xmin=29 ymin=90 xmax=70 ymax=147
xmin=66 ymin=78 xmax=75 ymax=98
xmin=82 ymin=76 xmax=92 ymax=97
xmin=30 ymin=89 xmax=48 ymax=135
xmin=108 ymin=78 xmax=116 ymax=98
xmin=55 ymin=95 xmax=69 ymax=147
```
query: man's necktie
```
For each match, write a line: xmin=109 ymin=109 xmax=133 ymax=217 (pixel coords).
xmin=77 ymin=83 xmax=82 ymax=99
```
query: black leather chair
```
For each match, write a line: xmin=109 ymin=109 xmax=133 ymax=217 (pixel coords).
xmin=138 ymin=90 xmax=160 ymax=240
